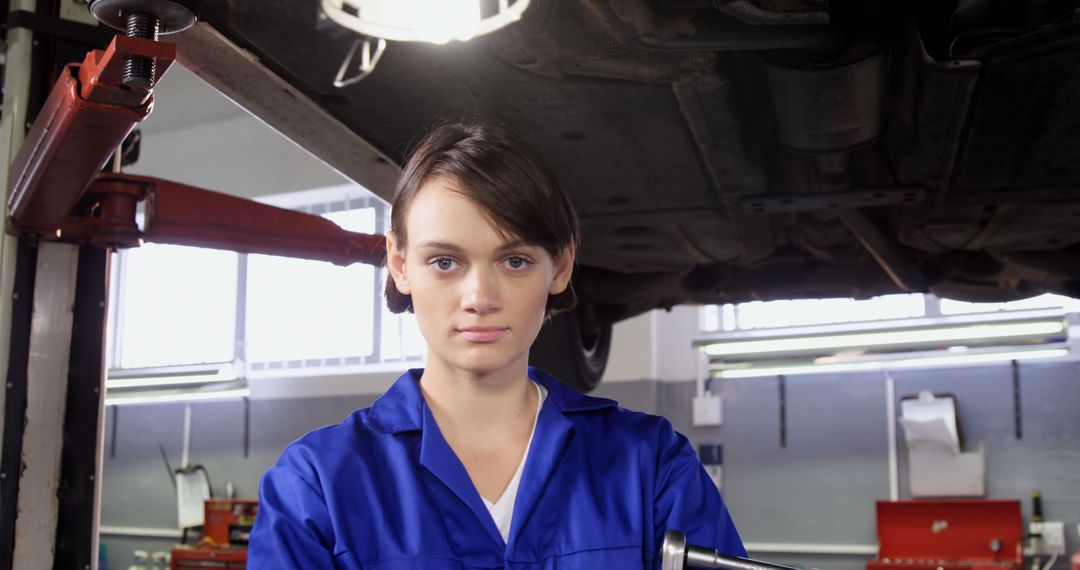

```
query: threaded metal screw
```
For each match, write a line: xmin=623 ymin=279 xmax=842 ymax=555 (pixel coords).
xmin=122 ymin=13 xmax=161 ymax=89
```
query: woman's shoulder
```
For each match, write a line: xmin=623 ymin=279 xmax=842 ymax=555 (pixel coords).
xmin=531 ymin=367 xmax=677 ymax=442
xmin=273 ymin=407 xmax=379 ymax=473
xmin=577 ymin=403 xmax=679 ymax=443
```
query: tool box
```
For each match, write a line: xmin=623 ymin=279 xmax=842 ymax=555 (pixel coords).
xmin=170 ymin=546 xmax=247 ymax=569
xmin=170 ymin=499 xmax=258 ymax=569
xmin=867 ymin=499 xmax=1023 ymax=570
xmin=204 ymin=499 xmax=258 ymax=546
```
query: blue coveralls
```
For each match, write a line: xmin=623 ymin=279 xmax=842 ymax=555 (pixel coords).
xmin=248 ymin=367 xmax=745 ymax=568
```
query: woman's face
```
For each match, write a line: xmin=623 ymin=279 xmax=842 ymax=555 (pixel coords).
xmin=387 ymin=177 xmax=574 ymax=377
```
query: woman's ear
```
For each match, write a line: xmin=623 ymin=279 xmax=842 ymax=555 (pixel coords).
xmin=386 ymin=230 xmax=411 ymax=295
xmin=549 ymin=241 xmax=576 ymax=295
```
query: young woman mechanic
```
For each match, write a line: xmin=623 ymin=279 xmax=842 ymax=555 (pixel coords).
xmin=248 ymin=123 xmax=745 ymax=568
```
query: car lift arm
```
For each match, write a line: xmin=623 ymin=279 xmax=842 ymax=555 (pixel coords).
xmin=6 ymin=34 xmax=387 ymax=265
xmin=0 ymin=31 xmax=384 ymax=570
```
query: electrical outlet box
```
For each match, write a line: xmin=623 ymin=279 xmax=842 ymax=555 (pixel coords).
xmin=1025 ymin=521 xmax=1066 ymax=556
xmin=692 ymin=392 xmax=723 ymax=427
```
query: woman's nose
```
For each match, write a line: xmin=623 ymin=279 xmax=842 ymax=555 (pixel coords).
xmin=461 ymin=268 xmax=500 ymax=314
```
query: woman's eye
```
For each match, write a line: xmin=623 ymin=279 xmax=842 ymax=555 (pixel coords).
xmin=504 ymin=256 xmax=532 ymax=270
xmin=431 ymin=258 xmax=456 ymax=271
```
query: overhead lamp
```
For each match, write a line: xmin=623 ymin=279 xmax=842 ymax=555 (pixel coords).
xmin=714 ymin=345 xmax=1070 ymax=379
xmin=322 ymin=0 xmax=531 ymax=44
xmin=321 ymin=0 xmax=532 ymax=84
xmin=696 ymin=309 xmax=1068 ymax=359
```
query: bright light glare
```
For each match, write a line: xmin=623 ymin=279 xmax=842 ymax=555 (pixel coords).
xmin=245 ymin=208 xmax=376 ymax=363
xmin=702 ymin=320 xmax=1065 ymax=357
xmin=736 ymin=294 xmax=925 ymax=331
xmin=118 ymin=244 xmax=238 ymax=368
xmin=322 ymin=0 xmax=531 ymax=44
xmin=940 ymin=293 xmax=1080 ymax=315
xmin=716 ymin=348 xmax=1069 ymax=379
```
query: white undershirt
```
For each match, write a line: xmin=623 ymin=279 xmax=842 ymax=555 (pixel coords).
xmin=481 ymin=381 xmax=547 ymax=544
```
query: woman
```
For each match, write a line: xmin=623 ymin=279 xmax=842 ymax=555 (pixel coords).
xmin=248 ymin=123 xmax=744 ymax=568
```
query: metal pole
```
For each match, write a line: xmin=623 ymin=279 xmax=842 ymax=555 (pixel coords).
xmin=54 ymin=245 xmax=111 ymax=570
xmin=11 ymin=242 xmax=81 ymax=570
xmin=0 ymin=0 xmax=40 ymax=471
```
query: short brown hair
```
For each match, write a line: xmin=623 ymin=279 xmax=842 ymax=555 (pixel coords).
xmin=384 ymin=122 xmax=579 ymax=317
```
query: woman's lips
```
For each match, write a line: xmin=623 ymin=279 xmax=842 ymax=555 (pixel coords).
xmin=458 ymin=327 xmax=508 ymax=342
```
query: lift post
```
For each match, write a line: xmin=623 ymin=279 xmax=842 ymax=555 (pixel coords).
xmin=2 ymin=27 xmax=386 ymax=570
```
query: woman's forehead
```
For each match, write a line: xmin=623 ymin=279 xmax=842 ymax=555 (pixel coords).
xmin=405 ymin=181 xmax=529 ymax=250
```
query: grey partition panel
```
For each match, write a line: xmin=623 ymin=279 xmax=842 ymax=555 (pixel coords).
xmin=101 ymin=405 xmax=188 ymax=529
xmin=703 ymin=373 xmax=889 ymax=546
xmin=204 ymin=395 xmax=377 ymax=498
xmin=1013 ymin=360 xmax=1080 ymax=550
xmin=593 ymin=379 xmax=661 ymax=415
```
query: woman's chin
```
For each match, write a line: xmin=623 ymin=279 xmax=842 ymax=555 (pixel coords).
xmin=435 ymin=347 xmax=527 ymax=376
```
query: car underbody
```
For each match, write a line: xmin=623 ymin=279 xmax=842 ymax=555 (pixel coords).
xmin=123 ymin=1 xmax=1080 ymax=335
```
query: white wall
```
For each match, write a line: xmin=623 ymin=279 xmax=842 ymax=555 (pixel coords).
xmin=601 ymin=306 xmax=702 ymax=383
xmin=127 ymin=113 xmax=349 ymax=199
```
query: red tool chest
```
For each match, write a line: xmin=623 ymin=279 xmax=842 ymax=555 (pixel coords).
xmin=170 ymin=546 xmax=247 ymax=569
xmin=867 ymin=500 xmax=1023 ymax=570
xmin=170 ymin=499 xmax=258 ymax=569
xmin=203 ymin=499 xmax=258 ymax=546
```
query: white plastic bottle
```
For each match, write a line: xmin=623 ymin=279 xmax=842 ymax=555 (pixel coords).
xmin=127 ymin=549 xmax=149 ymax=570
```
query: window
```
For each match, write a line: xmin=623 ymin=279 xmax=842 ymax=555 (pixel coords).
xmin=939 ymin=293 xmax=1080 ymax=315
xmin=245 ymin=208 xmax=378 ymax=365
xmin=700 ymin=293 xmax=1080 ymax=334
xmin=700 ymin=294 xmax=927 ymax=333
xmin=107 ymin=186 xmax=426 ymax=384
xmin=110 ymin=243 xmax=238 ymax=369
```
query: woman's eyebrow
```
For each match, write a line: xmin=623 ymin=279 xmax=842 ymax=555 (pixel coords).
xmin=415 ymin=241 xmax=465 ymax=252
xmin=415 ymin=240 xmax=533 ymax=253
xmin=495 ymin=240 xmax=530 ymax=253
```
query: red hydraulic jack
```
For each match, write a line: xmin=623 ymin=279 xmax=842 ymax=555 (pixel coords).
xmin=6 ymin=34 xmax=386 ymax=266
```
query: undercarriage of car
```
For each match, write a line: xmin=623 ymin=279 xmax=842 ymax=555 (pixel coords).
xmin=5 ymin=0 xmax=1080 ymax=390
xmin=165 ymin=0 xmax=1080 ymax=325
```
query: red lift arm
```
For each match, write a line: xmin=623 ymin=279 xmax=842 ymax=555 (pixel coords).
xmin=6 ymin=35 xmax=387 ymax=267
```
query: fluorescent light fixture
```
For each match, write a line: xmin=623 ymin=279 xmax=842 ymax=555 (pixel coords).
xmin=105 ymin=387 xmax=251 ymax=407
xmin=715 ymin=347 xmax=1069 ymax=379
xmin=701 ymin=318 xmax=1065 ymax=358
xmin=106 ymin=363 xmax=238 ymax=390
xmin=322 ymin=0 xmax=532 ymax=44
xmin=105 ymin=363 xmax=246 ymax=406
